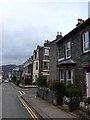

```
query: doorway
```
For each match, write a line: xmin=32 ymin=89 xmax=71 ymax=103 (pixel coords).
xmin=86 ymin=67 xmax=90 ymax=97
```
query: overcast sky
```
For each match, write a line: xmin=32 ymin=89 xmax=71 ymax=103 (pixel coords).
xmin=0 ymin=0 xmax=89 ymax=66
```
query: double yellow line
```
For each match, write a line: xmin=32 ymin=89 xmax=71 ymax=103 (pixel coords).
xmin=18 ymin=95 xmax=38 ymax=120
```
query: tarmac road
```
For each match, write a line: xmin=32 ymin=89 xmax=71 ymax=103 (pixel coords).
xmin=2 ymin=82 xmax=35 ymax=119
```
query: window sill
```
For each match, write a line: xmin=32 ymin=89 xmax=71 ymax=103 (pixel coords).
xmin=81 ymin=50 xmax=90 ymax=55
xmin=66 ymin=56 xmax=71 ymax=60
xmin=43 ymin=70 xmax=49 ymax=72
xmin=58 ymin=58 xmax=65 ymax=62
xmin=44 ymin=55 xmax=49 ymax=56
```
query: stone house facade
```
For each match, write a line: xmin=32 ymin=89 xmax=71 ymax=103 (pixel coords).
xmin=32 ymin=40 xmax=50 ymax=83
xmin=39 ymin=40 xmax=50 ymax=78
xmin=48 ymin=32 xmax=62 ymax=81
xmin=56 ymin=18 xmax=90 ymax=98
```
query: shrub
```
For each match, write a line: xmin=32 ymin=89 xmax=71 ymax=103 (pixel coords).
xmin=25 ymin=77 xmax=32 ymax=85
xmin=33 ymin=82 xmax=36 ymax=85
xmin=37 ymin=75 xmax=47 ymax=87
xmin=16 ymin=79 xmax=20 ymax=86
xmin=49 ymin=81 xmax=66 ymax=99
xmin=65 ymin=84 xmax=80 ymax=97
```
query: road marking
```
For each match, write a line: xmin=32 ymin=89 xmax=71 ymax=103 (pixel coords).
xmin=18 ymin=91 xmax=26 ymax=95
xmin=18 ymin=91 xmax=23 ymax=95
xmin=18 ymin=95 xmax=38 ymax=120
xmin=22 ymin=91 xmax=26 ymax=95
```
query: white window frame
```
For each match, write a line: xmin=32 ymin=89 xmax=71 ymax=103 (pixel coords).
xmin=59 ymin=70 xmax=64 ymax=83
xmin=44 ymin=48 xmax=49 ymax=56
xmin=36 ymin=62 xmax=38 ymax=70
xmin=66 ymin=70 xmax=73 ymax=84
xmin=58 ymin=57 xmax=65 ymax=62
xmin=35 ymin=75 xmax=38 ymax=79
xmin=43 ymin=62 xmax=49 ymax=71
xmin=82 ymin=31 xmax=90 ymax=53
xmin=65 ymin=41 xmax=71 ymax=59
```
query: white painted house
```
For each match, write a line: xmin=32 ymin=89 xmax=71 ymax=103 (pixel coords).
xmin=32 ymin=46 xmax=40 ymax=83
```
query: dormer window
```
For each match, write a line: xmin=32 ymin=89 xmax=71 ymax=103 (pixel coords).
xmin=82 ymin=31 xmax=90 ymax=53
xmin=65 ymin=41 xmax=71 ymax=59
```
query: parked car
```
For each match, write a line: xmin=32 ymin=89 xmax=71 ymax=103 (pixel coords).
xmin=4 ymin=80 xmax=9 ymax=83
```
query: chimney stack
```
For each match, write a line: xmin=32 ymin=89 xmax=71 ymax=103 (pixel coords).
xmin=76 ymin=18 xmax=84 ymax=27
xmin=44 ymin=40 xmax=50 ymax=46
xmin=56 ymin=32 xmax=62 ymax=39
xmin=60 ymin=32 xmax=62 ymax=36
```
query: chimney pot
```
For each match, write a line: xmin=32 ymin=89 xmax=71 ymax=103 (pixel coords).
xmin=56 ymin=31 xmax=62 ymax=39
xmin=57 ymin=32 xmax=59 ymax=35
xmin=76 ymin=18 xmax=84 ymax=27
xmin=60 ymin=32 xmax=62 ymax=36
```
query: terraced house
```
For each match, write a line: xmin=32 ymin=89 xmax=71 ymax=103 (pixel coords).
xmin=56 ymin=18 xmax=90 ymax=98
xmin=40 ymin=40 xmax=50 ymax=78
xmin=32 ymin=40 xmax=50 ymax=83
xmin=32 ymin=46 xmax=41 ymax=83
xmin=48 ymin=32 xmax=63 ymax=81
xmin=22 ymin=57 xmax=33 ymax=80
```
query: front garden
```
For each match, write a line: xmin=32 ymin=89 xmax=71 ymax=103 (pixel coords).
xmin=37 ymin=75 xmax=81 ymax=112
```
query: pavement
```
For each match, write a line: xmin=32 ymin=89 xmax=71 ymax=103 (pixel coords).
xmin=19 ymin=84 xmax=37 ymax=88
xmin=21 ymin=94 xmax=80 ymax=119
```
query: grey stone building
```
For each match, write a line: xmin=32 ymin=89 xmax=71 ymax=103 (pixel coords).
xmin=56 ymin=18 xmax=90 ymax=98
xmin=39 ymin=40 xmax=50 ymax=78
xmin=48 ymin=32 xmax=62 ymax=81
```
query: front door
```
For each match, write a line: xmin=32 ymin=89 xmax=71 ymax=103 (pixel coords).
xmin=86 ymin=68 xmax=90 ymax=97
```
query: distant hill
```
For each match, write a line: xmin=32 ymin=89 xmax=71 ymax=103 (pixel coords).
xmin=0 ymin=64 xmax=17 ymax=73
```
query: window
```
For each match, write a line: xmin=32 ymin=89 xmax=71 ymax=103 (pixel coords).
xmin=66 ymin=70 xmax=73 ymax=84
xmin=82 ymin=31 xmax=90 ymax=52
xmin=58 ymin=45 xmax=64 ymax=60
xmin=65 ymin=41 xmax=71 ymax=59
xmin=44 ymin=48 xmax=49 ymax=56
xmin=36 ymin=62 xmax=38 ymax=70
xmin=43 ymin=62 xmax=49 ymax=70
xmin=59 ymin=70 xmax=64 ymax=83
xmin=35 ymin=75 xmax=37 ymax=79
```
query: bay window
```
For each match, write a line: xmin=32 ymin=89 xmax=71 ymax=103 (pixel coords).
xmin=59 ymin=70 xmax=64 ymax=83
xmin=66 ymin=70 xmax=73 ymax=84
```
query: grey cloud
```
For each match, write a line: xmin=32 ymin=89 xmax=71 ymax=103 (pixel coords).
xmin=1 ymin=1 xmax=88 ymax=65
